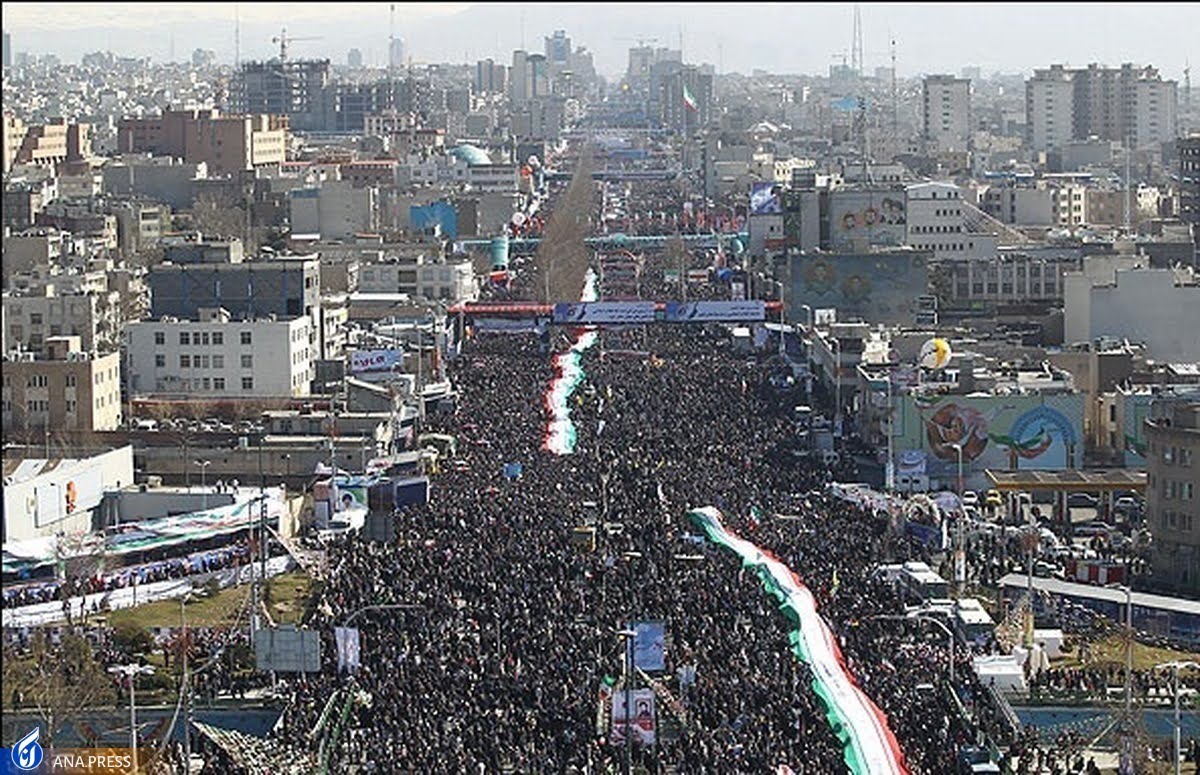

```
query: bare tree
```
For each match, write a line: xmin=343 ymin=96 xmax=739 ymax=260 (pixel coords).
xmin=6 ymin=632 xmax=115 ymax=747
xmin=191 ymin=190 xmax=247 ymax=245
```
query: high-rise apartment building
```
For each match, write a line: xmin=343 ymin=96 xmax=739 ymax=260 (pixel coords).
xmin=1026 ymin=63 xmax=1178 ymax=152
xmin=922 ymin=75 xmax=971 ymax=151
xmin=474 ymin=59 xmax=507 ymax=95
xmin=1179 ymin=135 xmax=1200 ymax=233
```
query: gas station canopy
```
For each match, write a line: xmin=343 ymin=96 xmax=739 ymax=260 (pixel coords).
xmin=985 ymin=469 xmax=1146 ymax=493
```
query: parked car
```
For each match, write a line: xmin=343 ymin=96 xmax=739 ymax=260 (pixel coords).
xmin=984 ymin=490 xmax=1003 ymax=508
xmin=961 ymin=491 xmax=979 ymax=507
xmin=1068 ymin=493 xmax=1099 ymax=508
xmin=132 ymin=418 xmax=158 ymax=431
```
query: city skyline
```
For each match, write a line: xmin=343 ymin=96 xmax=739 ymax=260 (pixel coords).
xmin=3 ymin=2 xmax=1198 ymax=81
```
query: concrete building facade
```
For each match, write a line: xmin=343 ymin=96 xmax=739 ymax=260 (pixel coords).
xmin=118 ymin=108 xmax=288 ymax=176
xmin=1063 ymin=266 xmax=1200 ymax=362
xmin=2 ymin=336 xmax=123 ymax=434
xmin=922 ymin=75 xmax=971 ymax=151
xmin=1146 ymin=397 xmax=1200 ymax=596
xmin=125 ymin=307 xmax=314 ymax=398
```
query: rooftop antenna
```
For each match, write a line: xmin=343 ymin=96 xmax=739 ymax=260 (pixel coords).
xmin=388 ymin=3 xmax=396 ymax=114
xmin=234 ymin=3 xmax=240 ymax=67
xmin=1123 ymin=133 xmax=1132 ymax=235
xmin=851 ymin=3 xmax=863 ymax=77
xmin=890 ymin=36 xmax=898 ymax=135
xmin=1186 ymin=59 xmax=1192 ymax=115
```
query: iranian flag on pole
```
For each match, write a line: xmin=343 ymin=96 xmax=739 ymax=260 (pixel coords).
xmin=682 ymin=83 xmax=698 ymax=112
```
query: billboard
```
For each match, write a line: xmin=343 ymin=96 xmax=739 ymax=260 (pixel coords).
xmin=552 ymin=302 xmax=655 ymax=325
xmin=828 ymin=190 xmax=907 ymax=251
xmin=335 ymin=626 xmax=361 ymax=673
xmin=663 ymin=300 xmax=766 ymax=323
xmin=632 ymin=621 xmax=666 ymax=671
xmin=791 ymin=252 xmax=928 ymax=325
xmin=893 ymin=394 xmax=1084 ymax=484
xmin=254 ymin=626 xmax=321 ymax=673
xmin=350 ymin=349 xmax=404 ymax=374
xmin=610 ymin=689 xmax=657 ymax=746
xmin=750 ymin=182 xmax=783 ymax=215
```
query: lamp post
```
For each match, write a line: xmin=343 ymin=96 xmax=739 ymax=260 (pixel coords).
xmin=773 ymin=279 xmax=786 ymax=356
xmin=194 ymin=460 xmax=211 ymax=509
xmin=108 ymin=663 xmax=155 ymax=774
xmin=865 ymin=613 xmax=956 ymax=687
xmin=616 ymin=627 xmax=637 ymax=775
xmin=831 ymin=335 xmax=841 ymax=442
xmin=180 ymin=593 xmax=194 ymax=773
xmin=1154 ymin=660 xmax=1199 ymax=775
xmin=951 ymin=443 xmax=965 ymax=596
xmin=884 ymin=374 xmax=894 ymax=492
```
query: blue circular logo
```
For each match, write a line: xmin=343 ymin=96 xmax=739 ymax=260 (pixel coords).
xmin=12 ymin=726 xmax=44 ymax=771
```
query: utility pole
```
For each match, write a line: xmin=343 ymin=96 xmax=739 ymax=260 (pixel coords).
xmin=181 ymin=595 xmax=193 ymax=773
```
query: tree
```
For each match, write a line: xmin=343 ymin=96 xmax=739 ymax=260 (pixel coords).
xmin=7 ymin=632 xmax=115 ymax=746
xmin=191 ymin=190 xmax=247 ymax=245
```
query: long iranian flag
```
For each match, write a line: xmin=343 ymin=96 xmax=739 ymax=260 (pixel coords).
xmin=688 ymin=507 xmax=909 ymax=775
xmin=542 ymin=269 xmax=599 ymax=455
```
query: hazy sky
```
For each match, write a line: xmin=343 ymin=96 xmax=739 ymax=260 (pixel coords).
xmin=4 ymin=2 xmax=1197 ymax=81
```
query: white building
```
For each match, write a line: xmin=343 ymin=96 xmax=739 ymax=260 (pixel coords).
xmin=905 ymin=182 xmax=997 ymax=261
xmin=1026 ymin=67 xmax=1075 ymax=153
xmin=357 ymin=258 xmax=477 ymax=303
xmin=289 ymin=181 xmax=380 ymax=241
xmin=2 ymin=446 xmax=134 ymax=542
xmin=922 ymin=75 xmax=971 ymax=151
xmin=1064 ymin=266 xmax=1200 ymax=362
xmin=125 ymin=307 xmax=314 ymax=398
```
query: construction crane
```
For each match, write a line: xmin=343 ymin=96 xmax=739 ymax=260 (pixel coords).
xmin=272 ymin=27 xmax=322 ymax=63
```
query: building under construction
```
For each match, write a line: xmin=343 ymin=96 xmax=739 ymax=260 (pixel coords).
xmin=231 ymin=59 xmax=332 ymax=132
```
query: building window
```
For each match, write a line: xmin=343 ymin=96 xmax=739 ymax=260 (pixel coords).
xmin=180 ymin=354 xmax=191 ymax=368
xmin=154 ymin=331 xmax=166 ymax=346
xmin=213 ymin=354 xmax=224 ymax=369
xmin=214 ymin=377 xmax=226 ymax=390
xmin=66 ymin=374 xmax=76 ymax=387
xmin=241 ymin=331 xmax=252 ymax=345
xmin=241 ymin=354 xmax=253 ymax=368
xmin=199 ymin=354 xmax=210 ymax=369
xmin=212 ymin=332 xmax=223 ymax=345
xmin=180 ymin=332 xmax=190 ymax=345
xmin=155 ymin=354 xmax=166 ymax=368
xmin=242 ymin=376 xmax=254 ymax=391
xmin=201 ymin=332 xmax=210 ymax=346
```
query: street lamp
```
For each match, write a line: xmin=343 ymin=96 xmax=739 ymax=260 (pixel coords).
xmin=831 ymin=335 xmax=841 ymax=442
xmin=951 ymin=443 xmax=966 ymax=595
xmin=1154 ymin=660 xmax=1199 ymax=775
xmin=773 ymin=279 xmax=786 ymax=357
xmin=194 ymin=460 xmax=211 ymax=509
xmin=179 ymin=592 xmax=195 ymax=771
xmin=616 ymin=627 xmax=637 ymax=775
xmin=108 ymin=662 xmax=155 ymax=774
xmin=866 ymin=612 xmax=957 ymax=687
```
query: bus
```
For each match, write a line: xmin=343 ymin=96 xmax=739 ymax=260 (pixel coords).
xmin=900 ymin=562 xmax=951 ymax=604
xmin=954 ymin=598 xmax=997 ymax=648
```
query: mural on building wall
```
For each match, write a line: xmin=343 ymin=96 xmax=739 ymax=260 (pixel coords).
xmin=906 ymin=395 xmax=1083 ymax=474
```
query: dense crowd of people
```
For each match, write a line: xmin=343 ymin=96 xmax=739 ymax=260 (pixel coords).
xmin=267 ymin=215 xmax=1020 ymax=773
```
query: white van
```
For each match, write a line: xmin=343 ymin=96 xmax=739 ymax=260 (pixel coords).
xmin=133 ymin=418 xmax=159 ymax=432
